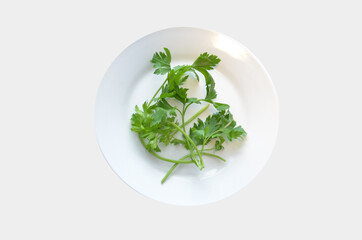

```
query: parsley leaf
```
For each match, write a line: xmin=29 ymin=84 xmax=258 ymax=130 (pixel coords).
xmin=192 ymin=52 xmax=221 ymax=70
xmin=212 ymin=102 xmax=230 ymax=111
xmin=131 ymin=103 xmax=177 ymax=151
xmin=189 ymin=110 xmax=246 ymax=149
xmin=131 ymin=48 xmax=247 ymax=183
xmin=150 ymin=48 xmax=171 ymax=75
xmin=194 ymin=68 xmax=217 ymax=101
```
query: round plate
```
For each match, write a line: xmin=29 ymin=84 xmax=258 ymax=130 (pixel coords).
xmin=95 ymin=27 xmax=279 ymax=206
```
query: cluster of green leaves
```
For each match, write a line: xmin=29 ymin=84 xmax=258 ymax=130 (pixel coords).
xmin=131 ymin=48 xmax=247 ymax=183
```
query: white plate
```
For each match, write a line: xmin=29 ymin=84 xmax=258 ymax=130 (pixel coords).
xmin=95 ymin=27 xmax=279 ymax=206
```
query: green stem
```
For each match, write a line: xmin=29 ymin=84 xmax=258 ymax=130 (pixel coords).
xmin=168 ymin=122 xmax=204 ymax=168
xmin=161 ymin=152 xmax=196 ymax=183
xmin=180 ymin=104 xmax=200 ymax=169
xmin=200 ymin=142 xmax=205 ymax=168
xmin=147 ymin=78 xmax=168 ymax=108
xmin=181 ymin=104 xmax=187 ymax=132
xmin=184 ymin=102 xmax=193 ymax=112
xmin=170 ymin=104 xmax=209 ymax=138
xmin=159 ymin=151 xmax=226 ymax=183
xmin=182 ymin=151 xmax=226 ymax=162
xmin=202 ymin=152 xmax=226 ymax=162
xmin=138 ymin=135 xmax=193 ymax=164
xmin=175 ymin=108 xmax=182 ymax=115
xmin=172 ymin=138 xmax=186 ymax=144
xmin=183 ymin=104 xmax=209 ymax=126
xmin=161 ymin=163 xmax=179 ymax=184
xmin=173 ymin=151 xmax=226 ymax=163
xmin=203 ymin=147 xmax=216 ymax=151
xmin=206 ymin=121 xmax=233 ymax=139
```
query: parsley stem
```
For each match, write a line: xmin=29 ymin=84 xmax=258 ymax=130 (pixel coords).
xmin=182 ymin=151 xmax=226 ymax=162
xmin=161 ymin=163 xmax=179 ymax=184
xmin=202 ymin=152 xmax=226 ymax=162
xmin=147 ymin=78 xmax=168 ymax=108
xmin=207 ymin=120 xmax=233 ymax=138
xmin=169 ymin=104 xmax=209 ymax=139
xmin=174 ymin=151 xmax=226 ymax=164
xmin=161 ymin=153 xmax=197 ymax=183
xmin=160 ymin=151 xmax=226 ymax=183
xmin=200 ymin=142 xmax=205 ymax=168
xmin=138 ymin=135 xmax=193 ymax=164
xmin=203 ymin=147 xmax=216 ymax=151
xmin=172 ymin=138 xmax=186 ymax=144
xmin=183 ymin=104 xmax=209 ymax=126
xmin=181 ymin=104 xmax=201 ymax=169
xmin=168 ymin=122 xmax=204 ymax=169
xmin=184 ymin=102 xmax=193 ymax=112
xmin=175 ymin=108 xmax=182 ymax=115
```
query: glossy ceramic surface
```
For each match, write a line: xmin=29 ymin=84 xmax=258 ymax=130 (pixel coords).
xmin=95 ymin=27 xmax=279 ymax=205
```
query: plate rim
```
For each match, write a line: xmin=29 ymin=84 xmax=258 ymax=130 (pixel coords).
xmin=94 ymin=26 xmax=279 ymax=206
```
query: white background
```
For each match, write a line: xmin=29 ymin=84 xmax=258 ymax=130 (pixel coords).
xmin=1 ymin=0 xmax=361 ymax=239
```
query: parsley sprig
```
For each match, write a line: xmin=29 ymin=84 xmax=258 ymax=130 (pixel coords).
xmin=131 ymin=48 xmax=247 ymax=183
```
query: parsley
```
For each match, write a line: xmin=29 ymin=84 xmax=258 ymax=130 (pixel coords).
xmin=130 ymin=48 xmax=247 ymax=183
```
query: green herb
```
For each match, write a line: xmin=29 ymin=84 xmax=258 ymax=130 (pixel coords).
xmin=130 ymin=48 xmax=247 ymax=183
